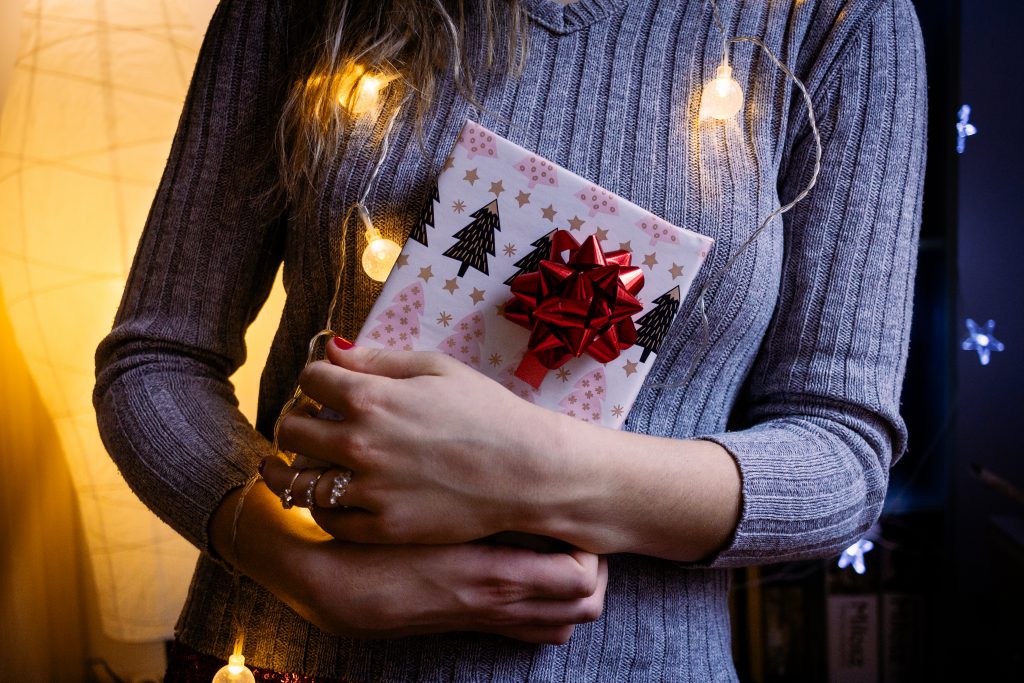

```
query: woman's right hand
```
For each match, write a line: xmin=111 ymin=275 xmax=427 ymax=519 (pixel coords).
xmin=211 ymin=482 xmax=607 ymax=645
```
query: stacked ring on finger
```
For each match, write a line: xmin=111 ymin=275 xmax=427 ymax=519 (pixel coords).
xmin=328 ymin=470 xmax=352 ymax=508
xmin=305 ymin=470 xmax=326 ymax=509
xmin=281 ymin=469 xmax=303 ymax=509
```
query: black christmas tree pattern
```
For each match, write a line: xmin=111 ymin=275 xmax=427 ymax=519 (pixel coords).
xmin=503 ymin=229 xmax=556 ymax=286
xmin=408 ymin=184 xmax=438 ymax=246
xmin=364 ymin=282 xmax=425 ymax=351
xmin=635 ymin=286 xmax=680 ymax=362
xmin=558 ymin=368 xmax=606 ymax=423
xmin=443 ymin=199 xmax=501 ymax=277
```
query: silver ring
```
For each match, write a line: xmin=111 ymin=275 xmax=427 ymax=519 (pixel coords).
xmin=281 ymin=469 xmax=303 ymax=509
xmin=328 ymin=470 xmax=352 ymax=507
xmin=305 ymin=470 xmax=326 ymax=509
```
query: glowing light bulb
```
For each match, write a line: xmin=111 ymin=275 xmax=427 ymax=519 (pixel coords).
xmin=361 ymin=224 xmax=402 ymax=282
xmin=701 ymin=62 xmax=744 ymax=120
xmin=961 ymin=318 xmax=1005 ymax=366
xmin=837 ymin=539 xmax=874 ymax=575
xmin=337 ymin=64 xmax=393 ymax=115
xmin=212 ymin=654 xmax=256 ymax=683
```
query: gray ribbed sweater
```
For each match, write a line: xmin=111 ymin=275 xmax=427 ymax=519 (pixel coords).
xmin=93 ymin=0 xmax=927 ymax=679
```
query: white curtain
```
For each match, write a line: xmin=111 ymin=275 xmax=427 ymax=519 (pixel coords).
xmin=0 ymin=0 xmax=284 ymax=643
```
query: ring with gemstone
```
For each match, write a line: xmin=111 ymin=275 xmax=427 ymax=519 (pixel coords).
xmin=328 ymin=470 xmax=352 ymax=507
xmin=280 ymin=469 xmax=303 ymax=509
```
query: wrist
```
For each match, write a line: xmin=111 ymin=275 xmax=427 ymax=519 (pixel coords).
xmin=514 ymin=409 xmax=611 ymax=548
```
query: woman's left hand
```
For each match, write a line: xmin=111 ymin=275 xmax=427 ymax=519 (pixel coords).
xmin=261 ymin=337 xmax=567 ymax=545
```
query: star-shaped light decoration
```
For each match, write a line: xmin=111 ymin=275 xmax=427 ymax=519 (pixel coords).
xmin=837 ymin=538 xmax=874 ymax=575
xmin=961 ymin=318 xmax=1005 ymax=365
xmin=956 ymin=104 xmax=977 ymax=154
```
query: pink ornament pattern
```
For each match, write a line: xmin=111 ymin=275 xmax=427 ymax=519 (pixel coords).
xmin=456 ymin=122 xmax=498 ymax=160
xmin=558 ymin=368 xmax=607 ymax=423
xmin=577 ymin=185 xmax=620 ymax=218
xmin=636 ymin=213 xmax=680 ymax=246
xmin=437 ymin=311 xmax=486 ymax=368
xmin=364 ymin=282 xmax=425 ymax=351
xmin=516 ymin=155 xmax=558 ymax=189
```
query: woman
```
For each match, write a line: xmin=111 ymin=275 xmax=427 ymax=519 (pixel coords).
xmin=94 ymin=0 xmax=926 ymax=680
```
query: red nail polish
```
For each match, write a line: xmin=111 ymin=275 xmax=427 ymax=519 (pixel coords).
xmin=333 ymin=336 xmax=355 ymax=350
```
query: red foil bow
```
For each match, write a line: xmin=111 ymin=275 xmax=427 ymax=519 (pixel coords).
xmin=505 ymin=230 xmax=645 ymax=389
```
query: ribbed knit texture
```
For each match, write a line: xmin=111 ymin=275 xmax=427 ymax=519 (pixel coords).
xmin=93 ymin=0 xmax=927 ymax=679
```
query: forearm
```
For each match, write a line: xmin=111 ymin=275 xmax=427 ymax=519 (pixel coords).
xmin=518 ymin=412 xmax=742 ymax=563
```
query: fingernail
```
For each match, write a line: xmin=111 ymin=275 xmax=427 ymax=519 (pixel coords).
xmin=257 ymin=458 xmax=267 ymax=476
xmin=333 ymin=336 xmax=355 ymax=350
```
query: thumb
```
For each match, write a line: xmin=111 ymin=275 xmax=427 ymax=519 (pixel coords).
xmin=325 ymin=336 xmax=448 ymax=379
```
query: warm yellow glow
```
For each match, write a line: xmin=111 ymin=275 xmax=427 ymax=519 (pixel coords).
xmin=361 ymin=225 xmax=402 ymax=282
xmin=0 ymin=0 xmax=216 ymax=642
xmin=701 ymin=63 xmax=744 ymax=120
xmin=212 ymin=653 xmax=255 ymax=683
xmin=337 ymin=63 xmax=394 ymax=115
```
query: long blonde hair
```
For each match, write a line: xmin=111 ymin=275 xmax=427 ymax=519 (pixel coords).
xmin=276 ymin=0 xmax=530 ymax=213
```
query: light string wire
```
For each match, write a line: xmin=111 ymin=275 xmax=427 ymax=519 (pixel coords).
xmin=271 ymin=93 xmax=411 ymax=459
xmin=650 ymin=3 xmax=823 ymax=391
xmin=226 ymin=474 xmax=260 ymax=664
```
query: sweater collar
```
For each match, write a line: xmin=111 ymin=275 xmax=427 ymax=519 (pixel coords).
xmin=524 ymin=0 xmax=628 ymax=35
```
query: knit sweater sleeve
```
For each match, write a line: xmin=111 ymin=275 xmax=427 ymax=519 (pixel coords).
xmin=93 ymin=0 xmax=288 ymax=553
xmin=699 ymin=0 xmax=927 ymax=567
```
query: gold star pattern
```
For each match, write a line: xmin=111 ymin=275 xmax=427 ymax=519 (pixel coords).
xmin=495 ymin=302 xmax=507 ymax=317
xmin=394 ymin=254 xmax=409 ymax=269
xmin=567 ymin=215 xmax=585 ymax=231
xmin=442 ymin=156 xmax=455 ymax=171
xmin=463 ymin=168 xmax=479 ymax=185
xmin=555 ymin=367 xmax=572 ymax=382
xmin=541 ymin=204 xmax=557 ymax=222
xmin=436 ymin=311 xmax=453 ymax=327
xmin=516 ymin=191 xmax=531 ymax=207
xmin=489 ymin=180 xmax=505 ymax=196
xmin=418 ymin=265 xmax=434 ymax=282
xmin=618 ymin=240 xmax=632 ymax=253
xmin=593 ymin=227 xmax=609 ymax=241
xmin=452 ymin=199 xmax=466 ymax=214
xmin=469 ymin=287 xmax=486 ymax=304
xmin=642 ymin=252 xmax=658 ymax=269
xmin=669 ymin=262 xmax=685 ymax=280
xmin=488 ymin=353 xmax=503 ymax=367
xmin=503 ymin=243 xmax=517 ymax=257
xmin=442 ymin=278 xmax=459 ymax=294
xmin=623 ymin=359 xmax=638 ymax=377
xmin=611 ymin=405 xmax=625 ymax=418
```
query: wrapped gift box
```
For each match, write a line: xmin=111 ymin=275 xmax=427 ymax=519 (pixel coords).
xmin=357 ymin=119 xmax=713 ymax=429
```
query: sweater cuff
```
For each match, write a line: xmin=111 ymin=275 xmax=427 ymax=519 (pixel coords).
xmin=689 ymin=416 xmax=889 ymax=569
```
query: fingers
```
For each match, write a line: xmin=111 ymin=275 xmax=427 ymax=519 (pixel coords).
xmin=325 ymin=336 xmax=450 ymax=379
xmin=276 ymin=410 xmax=358 ymax=468
xmin=504 ymin=548 xmax=603 ymax=600
xmin=259 ymin=456 xmax=363 ymax=510
xmin=484 ymin=624 xmax=576 ymax=646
